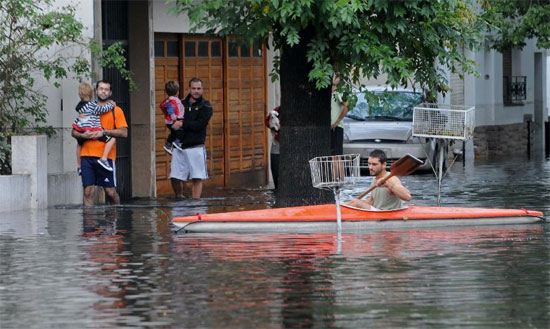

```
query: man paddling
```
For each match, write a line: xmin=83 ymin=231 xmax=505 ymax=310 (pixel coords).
xmin=347 ymin=149 xmax=411 ymax=210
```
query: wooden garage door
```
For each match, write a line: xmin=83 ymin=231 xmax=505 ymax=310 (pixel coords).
xmin=154 ymin=34 xmax=267 ymax=195
xmin=154 ymin=35 xmax=180 ymax=195
xmin=225 ymin=40 xmax=267 ymax=185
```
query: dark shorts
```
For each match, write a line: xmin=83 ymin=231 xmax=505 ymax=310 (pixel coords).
xmin=330 ymin=127 xmax=344 ymax=155
xmin=81 ymin=156 xmax=116 ymax=188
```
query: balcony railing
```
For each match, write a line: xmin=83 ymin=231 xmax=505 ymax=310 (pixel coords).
xmin=503 ymin=76 xmax=526 ymax=104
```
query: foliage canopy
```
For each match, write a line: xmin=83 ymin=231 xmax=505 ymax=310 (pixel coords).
xmin=484 ymin=0 xmax=550 ymax=51
xmin=172 ymin=0 xmax=485 ymax=93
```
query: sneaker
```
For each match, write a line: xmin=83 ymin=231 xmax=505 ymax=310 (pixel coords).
xmin=77 ymin=167 xmax=81 ymax=176
xmin=172 ymin=141 xmax=183 ymax=151
xmin=97 ymin=159 xmax=113 ymax=171
xmin=163 ymin=143 xmax=173 ymax=155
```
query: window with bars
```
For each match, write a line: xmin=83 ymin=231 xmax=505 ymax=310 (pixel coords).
xmin=502 ymin=48 xmax=526 ymax=104
xmin=503 ymin=76 xmax=527 ymax=103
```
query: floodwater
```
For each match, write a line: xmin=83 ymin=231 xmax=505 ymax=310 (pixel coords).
xmin=1 ymin=157 xmax=549 ymax=329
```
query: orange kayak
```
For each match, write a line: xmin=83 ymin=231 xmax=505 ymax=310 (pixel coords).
xmin=172 ymin=205 xmax=545 ymax=233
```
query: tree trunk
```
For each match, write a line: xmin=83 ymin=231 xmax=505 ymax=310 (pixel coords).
xmin=276 ymin=27 xmax=333 ymax=207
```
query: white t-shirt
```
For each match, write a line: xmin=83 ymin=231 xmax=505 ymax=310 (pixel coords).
xmin=331 ymin=92 xmax=345 ymax=128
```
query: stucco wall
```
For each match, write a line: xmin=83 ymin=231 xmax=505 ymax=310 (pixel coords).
xmin=153 ymin=1 xmax=204 ymax=33
xmin=0 ymin=135 xmax=82 ymax=212
xmin=0 ymin=175 xmax=31 ymax=212
xmin=47 ymin=172 xmax=83 ymax=206
xmin=468 ymin=39 xmax=546 ymax=128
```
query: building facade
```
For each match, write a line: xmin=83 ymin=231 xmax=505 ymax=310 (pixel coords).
xmin=447 ymin=40 xmax=548 ymax=158
xmin=40 ymin=0 xmax=281 ymax=204
xmin=8 ymin=0 xmax=548 ymax=208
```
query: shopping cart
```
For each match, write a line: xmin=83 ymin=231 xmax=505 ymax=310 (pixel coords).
xmin=309 ymin=154 xmax=361 ymax=232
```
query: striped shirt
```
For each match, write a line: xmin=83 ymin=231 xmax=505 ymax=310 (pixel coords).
xmin=72 ymin=101 xmax=115 ymax=131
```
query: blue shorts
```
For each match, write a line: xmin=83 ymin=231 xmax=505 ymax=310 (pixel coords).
xmin=81 ymin=156 xmax=116 ymax=188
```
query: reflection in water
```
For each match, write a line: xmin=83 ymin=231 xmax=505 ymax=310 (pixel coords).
xmin=81 ymin=209 xmax=129 ymax=312
xmin=172 ymin=226 xmax=545 ymax=261
xmin=0 ymin=158 xmax=549 ymax=329
xmin=169 ymin=225 xmax=548 ymax=328
xmin=73 ymin=208 xmax=175 ymax=328
xmin=280 ymin=255 xmax=336 ymax=329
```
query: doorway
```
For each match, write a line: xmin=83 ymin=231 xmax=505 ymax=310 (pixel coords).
xmin=154 ymin=34 xmax=268 ymax=195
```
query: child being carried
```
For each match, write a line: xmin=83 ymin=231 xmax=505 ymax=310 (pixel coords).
xmin=160 ymin=81 xmax=184 ymax=155
xmin=73 ymin=82 xmax=116 ymax=173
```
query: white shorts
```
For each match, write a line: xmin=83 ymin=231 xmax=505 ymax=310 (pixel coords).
xmin=169 ymin=145 xmax=208 ymax=181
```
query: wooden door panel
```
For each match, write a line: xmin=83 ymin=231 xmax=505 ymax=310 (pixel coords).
xmin=154 ymin=51 xmax=179 ymax=190
xmin=225 ymin=41 xmax=266 ymax=177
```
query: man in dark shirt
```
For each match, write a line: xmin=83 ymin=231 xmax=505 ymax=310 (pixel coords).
xmin=169 ymin=77 xmax=213 ymax=199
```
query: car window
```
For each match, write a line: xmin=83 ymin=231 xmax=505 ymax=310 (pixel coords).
xmin=347 ymin=90 xmax=423 ymax=121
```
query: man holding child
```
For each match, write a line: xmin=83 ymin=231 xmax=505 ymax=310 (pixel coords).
xmin=72 ymin=80 xmax=128 ymax=206
xmin=169 ymin=77 xmax=212 ymax=199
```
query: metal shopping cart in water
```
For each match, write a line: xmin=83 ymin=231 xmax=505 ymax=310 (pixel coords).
xmin=309 ymin=154 xmax=361 ymax=232
xmin=412 ymin=103 xmax=475 ymax=205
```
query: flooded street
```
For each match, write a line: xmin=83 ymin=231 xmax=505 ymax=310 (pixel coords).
xmin=1 ymin=157 xmax=549 ymax=328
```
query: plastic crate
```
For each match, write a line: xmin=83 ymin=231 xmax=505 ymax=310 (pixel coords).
xmin=412 ymin=103 xmax=475 ymax=140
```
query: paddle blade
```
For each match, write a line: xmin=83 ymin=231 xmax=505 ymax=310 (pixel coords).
xmin=390 ymin=154 xmax=424 ymax=176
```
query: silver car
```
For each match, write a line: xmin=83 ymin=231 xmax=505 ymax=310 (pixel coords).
xmin=343 ymin=87 xmax=436 ymax=173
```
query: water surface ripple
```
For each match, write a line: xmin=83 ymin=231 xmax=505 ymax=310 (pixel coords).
xmin=0 ymin=157 xmax=549 ymax=328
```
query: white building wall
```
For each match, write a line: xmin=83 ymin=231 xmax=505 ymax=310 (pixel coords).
xmin=32 ymin=0 xmax=95 ymax=175
xmin=153 ymin=1 xmax=205 ymax=33
xmin=465 ymin=39 xmax=543 ymax=127
xmin=470 ymin=45 xmax=496 ymax=125
xmin=460 ymin=38 xmax=548 ymax=157
xmin=0 ymin=135 xmax=82 ymax=211
xmin=11 ymin=136 xmax=48 ymax=209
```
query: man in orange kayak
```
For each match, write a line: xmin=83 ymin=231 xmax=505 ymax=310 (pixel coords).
xmin=347 ymin=149 xmax=411 ymax=210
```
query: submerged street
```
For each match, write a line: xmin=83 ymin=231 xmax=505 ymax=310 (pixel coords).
xmin=1 ymin=156 xmax=549 ymax=328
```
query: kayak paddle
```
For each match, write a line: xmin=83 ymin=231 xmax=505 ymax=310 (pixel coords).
xmin=357 ymin=153 xmax=423 ymax=200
